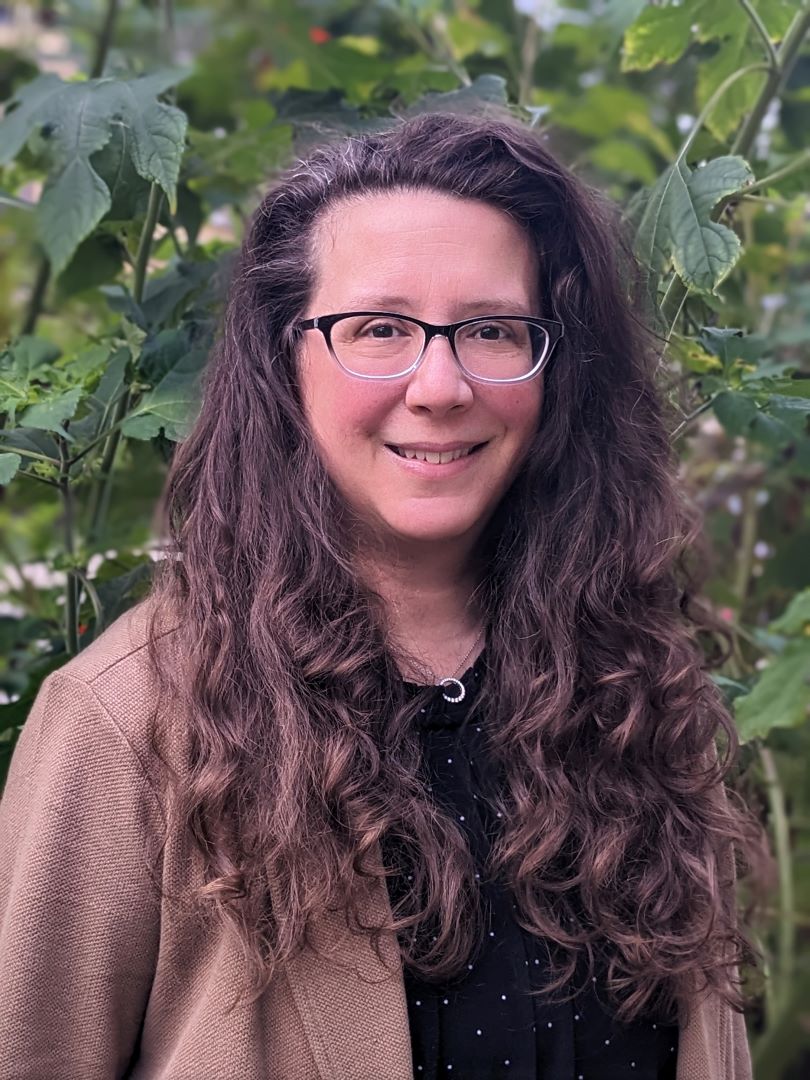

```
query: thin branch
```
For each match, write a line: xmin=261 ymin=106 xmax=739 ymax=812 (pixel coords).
xmin=20 ymin=257 xmax=51 ymax=336
xmin=747 ymin=147 xmax=810 ymax=193
xmin=90 ymin=0 xmax=121 ymax=79
xmin=731 ymin=5 xmax=810 ymax=156
xmin=737 ymin=0 xmax=779 ymax=69
xmin=68 ymin=412 xmax=129 ymax=467
xmin=670 ymin=397 xmax=715 ymax=442
xmin=518 ymin=17 xmax=540 ymax=107
xmin=0 ymin=444 xmax=59 ymax=466
xmin=72 ymin=568 xmax=106 ymax=637
xmin=133 ymin=184 xmax=164 ymax=306
xmin=57 ymin=436 xmax=79 ymax=656
xmin=759 ymin=744 xmax=796 ymax=1009
xmin=680 ymin=63 xmax=771 ymax=161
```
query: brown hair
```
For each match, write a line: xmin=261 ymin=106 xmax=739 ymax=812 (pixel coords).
xmin=145 ymin=109 xmax=764 ymax=1025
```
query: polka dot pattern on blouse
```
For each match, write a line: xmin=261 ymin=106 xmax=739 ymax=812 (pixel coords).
xmin=382 ymin=649 xmax=679 ymax=1080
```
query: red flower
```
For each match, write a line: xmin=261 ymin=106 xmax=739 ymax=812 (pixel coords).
xmin=308 ymin=27 xmax=331 ymax=44
xmin=78 ymin=623 xmax=88 ymax=635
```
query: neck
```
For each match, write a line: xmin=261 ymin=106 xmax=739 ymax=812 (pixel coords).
xmin=359 ymin=537 xmax=485 ymax=679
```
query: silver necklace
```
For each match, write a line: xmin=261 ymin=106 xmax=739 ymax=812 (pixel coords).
xmin=410 ymin=627 xmax=486 ymax=703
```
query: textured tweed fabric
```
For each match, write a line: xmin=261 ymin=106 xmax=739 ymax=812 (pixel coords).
xmin=0 ymin=598 xmax=752 ymax=1080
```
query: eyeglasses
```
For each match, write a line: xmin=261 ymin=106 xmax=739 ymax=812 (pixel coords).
xmin=294 ymin=311 xmax=565 ymax=383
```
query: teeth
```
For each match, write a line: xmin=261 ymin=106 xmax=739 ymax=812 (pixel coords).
xmin=395 ymin=446 xmax=475 ymax=463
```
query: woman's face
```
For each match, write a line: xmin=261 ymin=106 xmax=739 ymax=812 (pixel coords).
xmin=297 ymin=189 xmax=543 ymax=550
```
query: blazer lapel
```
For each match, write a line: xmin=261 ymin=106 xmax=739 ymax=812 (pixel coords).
xmin=275 ymin=858 xmax=413 ymax=1080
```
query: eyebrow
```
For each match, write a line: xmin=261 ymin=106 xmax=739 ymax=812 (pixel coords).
xmin=340 ymin=294 xmax=535 ymax=317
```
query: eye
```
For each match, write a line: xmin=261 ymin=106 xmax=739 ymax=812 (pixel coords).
xmin=369 ymin=319 xmax=401 ymax=336
xmin=359 ymin=319 xmax=411 ymax=338
xmin=474 ymin=322 xmax=513 ymax=341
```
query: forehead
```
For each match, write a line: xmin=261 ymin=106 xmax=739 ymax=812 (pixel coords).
xmin=309 ymin=188 xmax=540 ymax=314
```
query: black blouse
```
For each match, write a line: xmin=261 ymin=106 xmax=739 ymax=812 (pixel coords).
xmin=384 ymin=649 xmax=679 ymax=1080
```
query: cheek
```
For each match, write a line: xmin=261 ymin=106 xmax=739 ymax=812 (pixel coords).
xmin=305 ymin=366 xmax=398 ymax=450
xmin=487 ymin=380 xmax=543 ymax=447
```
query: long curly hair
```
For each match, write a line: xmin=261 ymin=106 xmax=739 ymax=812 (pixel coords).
xmin=144 ymin=109 xmax=764 ymax=1026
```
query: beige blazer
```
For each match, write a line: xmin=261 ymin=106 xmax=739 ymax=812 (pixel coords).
xmin=0 ymin=600 xmax=753 ymax=1079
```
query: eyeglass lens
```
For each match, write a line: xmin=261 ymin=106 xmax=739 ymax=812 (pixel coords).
xmin=329 ymin=315 xmax=550 ymax=380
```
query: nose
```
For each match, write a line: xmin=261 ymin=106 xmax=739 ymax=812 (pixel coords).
xmin=403 ymin=332 xmax=474 ymax=414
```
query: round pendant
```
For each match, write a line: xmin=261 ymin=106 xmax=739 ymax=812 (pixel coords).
xmin=439 ymin=677 xmax=466 ymax=704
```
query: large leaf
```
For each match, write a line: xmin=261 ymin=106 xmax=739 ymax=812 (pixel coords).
xmin=16 ymin=388 xmax=84 ymax=441
xmin=734 ymin=639 xmax=810 ymax=742
xmin=712 ymin=390 xmax=761 ymax=436
xmin=121 ymin=345 xmax=207 ymax=442
xmin=622 ymin=0 xmax=795 ymax=73
xmin=0 ymin=70 xmax=189 ymax=274
xmin=621 ymin=1 xmax=694 ymax=71
xmin=634 ymin=156 xmax=754 ymax=295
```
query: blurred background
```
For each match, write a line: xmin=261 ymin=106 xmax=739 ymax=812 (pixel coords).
xmin=0 ymin=1 xmax=808 ymax=1075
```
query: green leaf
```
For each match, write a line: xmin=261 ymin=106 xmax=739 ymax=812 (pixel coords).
xmin=0 ymin=336 xmax=62 ymax=424
xmin=621 ymin=1 xmax=694 ymax=71
xmin=88 ymin=122 xmax=153 ymax=223
xmin=402 ymin=74 xmax=509 ymax=117
xmin=621 ymin=0 xmax=793 ymax=74
xmin=37 ymin=155 xmax=112 ymax=278
xmin=634 ymin=156 xmax=753 ymax=296
xmin=711 ymin=673 xmax=753 ymax=706
xmin=770 ymin=589 xmax=810 ymax=636
xmin=712 ymin=389 xmax=760 ymax=435
xmin=699 ymin=327 xmax=768 ymax=366
xmin=554 ymin=84 xmax=659 ymax=141
xmin=0 ymin=73 xmax=67 ymax=165
xmin=55 ymin=233 xmax=127 ymax=297
xmin=696 ymin=35 xmax=765 ymax=141
xmin=590 ymin=138 xmax=657 ymax=184
xmin=0 ymin=70 xmax=189 ymax=274
xmin=0 ymin=453 xmax=22 ymax=484
xmin=103 ymin=75 xmax=189 ymax=210
xmin=17 ymin=387 xmax=83 ymax=440
xmin=761 ymin=395 xmax=810 ymax=443
xmin=121 ymin=346 xmax=207 ymax=442
xmin=734 ymin=639 xmax=810 ymax=742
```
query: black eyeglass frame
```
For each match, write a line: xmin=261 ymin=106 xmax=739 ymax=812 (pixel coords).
xmin=294 ymin=311 xmax=565 ymax=384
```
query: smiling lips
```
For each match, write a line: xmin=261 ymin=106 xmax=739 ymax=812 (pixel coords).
xmin=386 ymin=441 xmax=487 ymax=464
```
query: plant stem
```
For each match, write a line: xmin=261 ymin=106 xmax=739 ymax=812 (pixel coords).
xmin=758 ymin=744 xmax=795 ymax=1008
xmin=733 ymin=487 xmax=758 ymax=612
xmin=133 ymin=184 xmax=164 ymax=306
xmin=57 ymin=436 xmax=79 ymax=656
xmin=87 ymin=182 xmax=162 ymax=547
xmin=68 ymin=413 xmax=129 ymax=467
xmin=670 ymin=397 xmax=715 ymax=442
xmin=659 ymin=8 xmax=810 ymax=336
xmin=90 ymin=0 xmax=120 ymax=79
xmin=517 ymin=16 xmax=540 ymax=107
xmin=731 ymin=5 xmax=810 ymax=157
xmin=73 ymin=568 xmax=106 ymax=635
xmin=20 ymin=256 xmax=51 ymax=336
xmin=746 ymin=147 xmax=810 ymax=193
xmin=0 ymin=445 xmax=60 ymax=466
xmin=737 ymin=0 xmax=779 ymax=70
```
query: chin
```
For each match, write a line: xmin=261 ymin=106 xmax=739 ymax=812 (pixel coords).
xmin=386 ymin=517 xmax=481 ymax=545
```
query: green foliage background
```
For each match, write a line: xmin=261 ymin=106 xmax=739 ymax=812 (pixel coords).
xmin=0 ymin=2 xmax=808 ymax=1075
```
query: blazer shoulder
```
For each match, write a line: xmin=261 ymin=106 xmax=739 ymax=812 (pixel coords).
xmin=47 ymin=593 xmax=187 ymax=782
xmin=58 ymin=592 xmax=182 ymax=690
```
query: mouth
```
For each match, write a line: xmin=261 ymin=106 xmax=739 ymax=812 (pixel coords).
xmin=385 ymin=443 xmax=488 ymax=464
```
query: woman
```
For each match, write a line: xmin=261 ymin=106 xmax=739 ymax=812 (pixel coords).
xmin=0 ymin=111 xmax=761 ymax=1079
